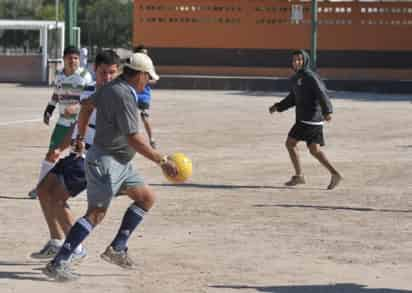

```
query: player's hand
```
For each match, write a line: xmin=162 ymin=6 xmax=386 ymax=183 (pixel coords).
xmin=269 ymin=104 xmax=277 ymax=114
xmin=46 ymin=148 xmax=61 ymax=162
xmin=43 ymin=104 xmax=55 ymax=126
xmin=324 ymin=114 xmax=332 ymax=122
xmin=160 ymin=157 xmax=178 ymax=177
xmin=43 ymin=112 xmax=51 ymax=125
xmin=64 ymin=104 xmax=80 ymax=116
xmin=150 ymin=139 xmax=157 ymax=149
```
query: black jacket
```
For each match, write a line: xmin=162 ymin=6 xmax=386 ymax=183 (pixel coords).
xmin=275 ymin=50 xmax=333 ymax=123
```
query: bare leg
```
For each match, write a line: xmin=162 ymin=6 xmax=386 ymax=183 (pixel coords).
xmin=47 ymin=175 xmax=76 ymax=235
xmin=308 ymin=143 xmax=343 ymax=189
xmin=37 ymin=174 xmax=66 ymax=240
xmin=308 ymin=143 xmax=339 ymax=174
xmin=285 ymin=137 xmax=303 ymax=176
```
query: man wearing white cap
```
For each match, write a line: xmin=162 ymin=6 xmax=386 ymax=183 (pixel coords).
xmin=43 ymin=53 xmax=177 ymax=282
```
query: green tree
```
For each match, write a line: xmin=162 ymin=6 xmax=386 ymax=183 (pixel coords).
xmin=79 ymin=0 xmax=133 ymax=53
xmin=35 ymin=3 xmax=64 ymax=21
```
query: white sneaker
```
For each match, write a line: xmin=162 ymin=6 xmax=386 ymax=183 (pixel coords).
xmin=69 ymin=246 xmax=87 ymax=265
xmin=31 ymin=242 xmax=61 ymax=259
xmin=28 ymin=189 xmax=38 ymax=199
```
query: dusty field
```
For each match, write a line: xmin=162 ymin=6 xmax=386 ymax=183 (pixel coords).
xmin=0 ymin=83 xmax=411 ymax=293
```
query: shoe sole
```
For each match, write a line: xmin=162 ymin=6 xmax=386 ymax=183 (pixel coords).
xmin=30 ymin=252 xmax=58 ymax=259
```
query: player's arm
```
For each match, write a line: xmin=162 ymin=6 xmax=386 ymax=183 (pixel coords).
xmin=310 ymin=75 xmax=333 ymax=121
xmin=74 ymin=98 xmax=95 ymax=152
xmin=127 ymin=133 xmax=177 ymax=176
xmin=43 ymin=94 xmax=58 ymax=125
xmin=269 ymin=91 xmax=295 ymax=114
xmin=140 ymin=111 xmax=156 ymax=148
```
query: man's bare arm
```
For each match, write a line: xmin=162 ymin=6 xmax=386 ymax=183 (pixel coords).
xmin=127 ymin=133 xmax=177 ymax=177
xmin=77 ymin=98 xmax=95 ymax=139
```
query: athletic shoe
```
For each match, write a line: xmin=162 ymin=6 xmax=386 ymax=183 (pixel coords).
xmin=42 ymin=260 xmax=79 ymax=282
xmin=285 ymin=175 xmax=306 ymax=186
xmin=30 ymin=242 xmax=61 ymax=259
xmin=100 ymin=246 xmax=135 ymax=269
xmin=327 ymin=173 xmax=343 ymax=190
xmin=69 ymin=246 xmax=87 ymax=265
xmin=28 ymin=189 xmax=37 ymax=199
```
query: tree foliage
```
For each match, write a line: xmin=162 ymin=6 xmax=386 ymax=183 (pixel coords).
xmin=0 ymin=0 xmax=133 ymax=53
xmin=79 ymin=0 xmax=133 ymax=52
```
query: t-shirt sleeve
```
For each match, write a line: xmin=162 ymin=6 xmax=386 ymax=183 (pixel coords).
xmin=89 ymin=87 xmax=102 ymax=106
xmin=80 ymin=84 xmax=96 ymax=102
xmin=115 ymin=95 xmax=139 ymax=136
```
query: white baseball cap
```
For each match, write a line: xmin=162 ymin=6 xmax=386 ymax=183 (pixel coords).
xmin=124 ymin=52 xmax=159 ymax=81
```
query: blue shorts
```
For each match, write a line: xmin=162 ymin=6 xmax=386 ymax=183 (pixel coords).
xmin=85 ymin=146 xmax=145 ymax=209
xmin=50 ymin=153 xmax=87 ymax=197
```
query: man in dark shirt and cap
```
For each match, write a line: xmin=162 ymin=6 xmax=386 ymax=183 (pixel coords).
xmin=269 ymin=50 xmax=342 ymax=190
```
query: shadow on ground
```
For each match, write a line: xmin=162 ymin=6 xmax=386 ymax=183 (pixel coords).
xmin=0 ymin=261 xmax=128 ymax=282
xmin=209 ymin=283 xmax=412 ymax=293
xmin=150 ymin=183 xmax=322 ymax=191
xmin=0 ymin=195 xmax=32 ymax=200
xmin=254 ymin=203 xmax=412 ymax=214
xmin=226 ymin=91 xmax=412 ymax=102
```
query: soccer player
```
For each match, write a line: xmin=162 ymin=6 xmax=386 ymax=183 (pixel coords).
xmin=269 ymin=49 xmax=343 ymax=190
xmin=28 ymin=46 xmax=93 ymax=199
xmin=30 ymin=50 xmax=121 ymax=261
xmin=42 ymin=53 xmax=177 ymax=282
xmin=133 ymin=44 xmax=157 ymax=148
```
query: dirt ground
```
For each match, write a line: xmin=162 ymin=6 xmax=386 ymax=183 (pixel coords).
xmin=0 ymin=83 xmax=412 ymax=293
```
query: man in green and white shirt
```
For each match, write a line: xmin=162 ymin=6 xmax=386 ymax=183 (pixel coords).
xmin=29 ymin=46 xmax=93 ymax=199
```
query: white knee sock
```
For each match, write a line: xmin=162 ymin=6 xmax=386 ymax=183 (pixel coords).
xmin=50 ymin=238 xmax=64 ymax=247
xmin=37 ymin=160 xmax=55 ymax=185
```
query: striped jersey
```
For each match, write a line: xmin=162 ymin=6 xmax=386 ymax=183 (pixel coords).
xmin=71 ymin=83 xmax=97 ymax=147
xmin=49 ymin=67 xmax=93 ymax=126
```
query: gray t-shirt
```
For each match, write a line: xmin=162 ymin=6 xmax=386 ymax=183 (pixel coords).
xmin=91 ymin=77 xmax=139 ymax=163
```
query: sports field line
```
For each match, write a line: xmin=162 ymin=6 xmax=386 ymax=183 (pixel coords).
xmin=0 ymin=118 xmax=42 ymax=126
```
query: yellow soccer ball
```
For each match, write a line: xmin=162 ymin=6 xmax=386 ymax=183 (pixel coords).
xmin=163 ymin=152 xmax=192 ymax=183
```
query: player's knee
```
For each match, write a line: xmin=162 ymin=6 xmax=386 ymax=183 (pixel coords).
xmin=285 ymin=139 xmax=296 ymax=150
xmin=85 ymin=208 xmax=107 ymax=226
xmin=141 ymin=189 xmax=156 ymax=209
xmin=309 ymin=146 xmax=321 ymax=156
xmin=128 ymin=186 xmax=156 ymax=211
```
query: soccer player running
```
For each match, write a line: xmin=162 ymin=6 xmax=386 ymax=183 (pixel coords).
xmin=269 ymin=49 xmax=343 ymax=190
xmin=28 ymin=46 xmax=93 ymax=199
xmin=31 ymin=50 xmax=121 ymax=262
xmin=42 ymin=52 xmax=177 ymax=282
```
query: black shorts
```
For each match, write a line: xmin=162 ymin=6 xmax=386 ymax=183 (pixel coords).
xmin=50 ymin=153 xmax=87 ymax=197
xmin=288 ymin=121 xmax=325 ymax=146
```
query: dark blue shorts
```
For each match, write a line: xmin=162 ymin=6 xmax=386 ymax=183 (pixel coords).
xmin=50 ymin=153 xmax=87 ymax=197
xmin=288 ymin=121 xmax=325 ymax=146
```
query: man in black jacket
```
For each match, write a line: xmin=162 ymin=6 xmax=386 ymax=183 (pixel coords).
xmin=269 ymin=50 xmax=342 ymax=190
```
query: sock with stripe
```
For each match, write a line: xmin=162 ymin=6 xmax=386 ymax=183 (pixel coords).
xmin=53 ymin=217 xmax=93 ymax=265
xmin=110 ymin=203 xmax=146 ymax=252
